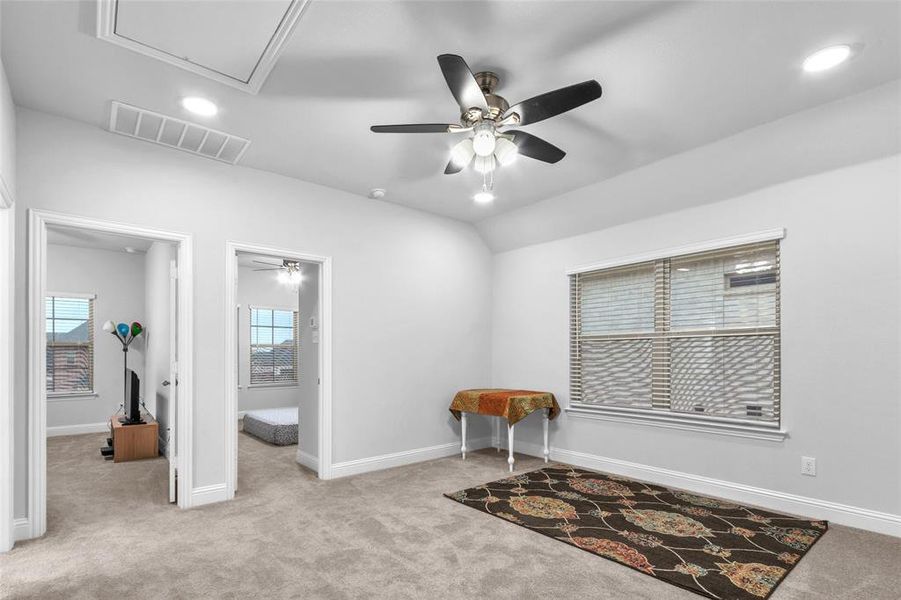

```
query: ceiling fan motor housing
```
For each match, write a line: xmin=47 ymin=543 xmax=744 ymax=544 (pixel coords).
xmin=462 ymin=71 xmax=509 ymax=125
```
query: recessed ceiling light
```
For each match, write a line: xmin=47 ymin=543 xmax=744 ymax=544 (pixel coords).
xmin=803 ymin=45 xmax=852 ymax=73
xmin=181 ymin=96 xmax=218 ymax=117
xmin=369 ymin=188 xmax=386 ymax=199
xmin=473 ymin=190 xmax=494 ymax=204
xmin=124 ymin=246 xmax=136 ymax=254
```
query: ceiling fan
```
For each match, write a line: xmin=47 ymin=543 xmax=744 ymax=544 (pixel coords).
xmin=253 ymin=259 xmax=303 ymax=287
xmin=370 ymin=54 xmax=602 ymax=200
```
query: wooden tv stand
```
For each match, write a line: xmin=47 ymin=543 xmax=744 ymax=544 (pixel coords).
xmin=110 ymin=416 xmax=159 ymax=463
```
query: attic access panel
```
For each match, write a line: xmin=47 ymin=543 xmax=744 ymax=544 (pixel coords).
xmin=96 ymin=0 xmax=311 ymax=94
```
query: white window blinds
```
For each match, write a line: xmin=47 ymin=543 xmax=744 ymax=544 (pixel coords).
xmin=46 ymin=295 xmax=94 ymax=394
xmin=250 ymin=307 xmax=298 ymax=385
xmin=570 ymin=240 xmax=780 ymax=426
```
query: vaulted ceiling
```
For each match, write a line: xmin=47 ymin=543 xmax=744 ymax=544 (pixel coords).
xmin=2 ymin=1 xmax=899 ymax=223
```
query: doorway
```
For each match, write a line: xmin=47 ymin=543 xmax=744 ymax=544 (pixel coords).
xmin=224 ymin=242 xmax=332 ymax=494
xmin=26 ymin=210 xmax=194 ymax=540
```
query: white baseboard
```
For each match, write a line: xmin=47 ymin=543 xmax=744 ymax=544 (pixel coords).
xmin=47 ymin=422 xmax=108 ymax=437
xmin=511 ymin=441 xmax=900 ymax=537
xmin=13 ymin=517 xmax=31 ymax=541
xmin=330 ymin=437 xmax=492 ymax=479
xmin=296 ymin=449 xmax=319 ymax=472
xmin=190 ymin=483 xmax=228 ymax=508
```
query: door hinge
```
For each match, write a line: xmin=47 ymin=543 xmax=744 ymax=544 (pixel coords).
xmin=170 ymin=263 xmax=178 ymax=279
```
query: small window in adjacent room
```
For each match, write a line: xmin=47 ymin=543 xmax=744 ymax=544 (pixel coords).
xmin=46 ymin=295 xmax=95 ymax=395
xmin=569 ymin=239 xmax=781 ymax=432
xmin=249 ymin=307 xmax=298 ymax=386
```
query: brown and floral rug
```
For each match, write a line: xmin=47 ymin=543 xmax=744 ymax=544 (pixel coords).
xmin=445 ymin=464 xmax=827 ymax=600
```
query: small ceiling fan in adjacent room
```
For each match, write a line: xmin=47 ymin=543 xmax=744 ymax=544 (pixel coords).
xmin=370 ymin=54 xmax=602 ymax=203
xmin=252 ymin=259 xmax=303 ymax=288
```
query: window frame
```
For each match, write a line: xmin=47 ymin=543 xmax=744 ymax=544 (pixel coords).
xmin=248 ymin=304 xmax=299 ymax=388
xmin=566 ymin=230 xmax=787 ymax=442
xmin=45 ymin=292 xmax=96 ymax=398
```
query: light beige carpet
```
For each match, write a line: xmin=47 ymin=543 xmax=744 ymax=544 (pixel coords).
xmin=1 ymin=432 xmax=898 ymax=599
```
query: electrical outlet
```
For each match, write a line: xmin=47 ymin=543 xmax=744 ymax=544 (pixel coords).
xmin=801 ymin=456 xmax=816 ymax=477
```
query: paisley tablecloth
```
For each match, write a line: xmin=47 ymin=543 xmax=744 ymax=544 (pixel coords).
xmin=449 ymin=389 xmax=560 ymax=425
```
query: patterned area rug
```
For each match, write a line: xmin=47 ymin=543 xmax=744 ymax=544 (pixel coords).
xmin=445 ymin=464 xmax=827 ymax=600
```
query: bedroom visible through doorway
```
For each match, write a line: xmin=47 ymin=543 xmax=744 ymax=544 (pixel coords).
xmin=232 ymin=250 xmax=321 ymax=491
xmin=39 ymin=224 xmax=179 ymax=539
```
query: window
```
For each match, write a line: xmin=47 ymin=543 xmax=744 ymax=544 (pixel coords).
xmin=569 ymin=240 xmax=780 ymax=429
xmin=46 ymin=295 xmax=94 ymax=395
xmin=249 ymin=307 xmax=298 ymax=385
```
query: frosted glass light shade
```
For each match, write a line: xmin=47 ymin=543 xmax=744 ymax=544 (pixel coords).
xmin=494 ymin=137 xmax=518 ymax=166
xmin=474 ymin=155 xmax=496 ymax=174
xmin=450 ymin=138 xmax=475 ymax=167
xmin=278 ymin=270 xmax=302 ymax=287
xmin=472 ymin=123 xmax=496 ymax=157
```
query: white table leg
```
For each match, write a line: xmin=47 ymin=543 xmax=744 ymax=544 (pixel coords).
xmin=461 ymin=412 xmax=468 ymax=460
xmin=543 ymin=409 xmax=550 ymax=463
xmin=496 ymin=418 xmax=501 ymax=452
xmin=507 ymin=423 xmax=515 ymax=472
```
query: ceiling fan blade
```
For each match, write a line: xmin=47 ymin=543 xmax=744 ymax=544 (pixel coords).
xmin=252 ymin=260 xmax=282 ymax=266
xmin=252 ymin=268 xmax=282 ymax=272
xmin=444 ymin=158 xmax=466 ymax=174
xmin=371 ymin=124 xmax=457 ymax=133
xmin=504 ymin=80 xmax=602 ymax=126
xmin=437 ymin=54 xmax=489 ymax=114
xmin=508 ymin=131 xmax=566 ymax=164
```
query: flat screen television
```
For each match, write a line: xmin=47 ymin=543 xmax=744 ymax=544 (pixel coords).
xmin=119 ymin=368 xmax=144 ymax=425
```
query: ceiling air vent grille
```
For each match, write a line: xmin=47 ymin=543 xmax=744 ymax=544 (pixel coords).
xmin=108 ymin=101 xmax=250 ymax=165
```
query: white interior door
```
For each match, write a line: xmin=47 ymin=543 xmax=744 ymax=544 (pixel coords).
xmin=167 ymin=258 xmax=178 ymax=503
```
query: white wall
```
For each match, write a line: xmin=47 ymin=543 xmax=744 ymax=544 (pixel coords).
xmin=12 ymin=108 xmax=493 ymax=518
xmin=298 ymin=263 xmax=320 ymax=464
xmin=0 ymin=16 xmax=14 ymax=205
xmin=144 ymin=241 xmax=175 ymax=455
xmin=478 ymin=81 xmax=900 ymax=253
xmin=0 ymin=2 xmax=15 ymax=553
xmin=237 ymin=264 xmax=300 ymax=412
xmin=491 ymin=156 xmax=900 ymax=518
xmin=45 ymin=244 xmax=146 ymax=429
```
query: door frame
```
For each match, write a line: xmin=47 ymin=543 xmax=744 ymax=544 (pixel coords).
xmin=224 ymin=241 xmax=333 ymax=493
xmin=26 ymin=209 xmax=196 ymax=540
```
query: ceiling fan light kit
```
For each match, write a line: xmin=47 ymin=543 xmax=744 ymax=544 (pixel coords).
xmin=450 ymin=138 xmax=475 ymax=168
xmin=253 ymin=259 xmax=304 ymax=290
xmin=371 ymin=54 xmax=602 ymax=203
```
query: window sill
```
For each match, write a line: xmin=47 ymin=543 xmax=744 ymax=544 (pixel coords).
xmin=47 ymin=391 xmax=98 ymax=401
xmin=246 ymin=383 xmax=299 ymax=390
xmin=565 ymin=405 xmax=788 ymax=442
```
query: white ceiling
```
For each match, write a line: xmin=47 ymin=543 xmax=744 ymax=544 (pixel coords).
xmin=47 ymin=225 xmax=158 ymax=253
xmin=2 ymin=1 xmax=899 ymax=223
